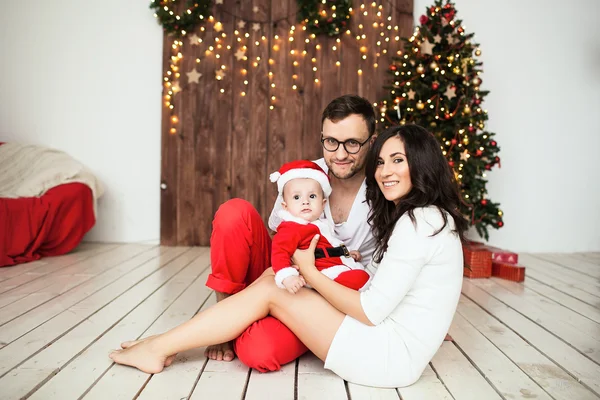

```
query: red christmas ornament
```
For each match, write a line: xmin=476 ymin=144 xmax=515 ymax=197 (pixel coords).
xmin=457 ymin=27 xmax=464 ymax=33
xmin=341 ymin=21 xmax=346 ymax=26
xmin=468 ymin=126 xmax=475 ymax=133
xmin=390 ymin=65 xmax=397 ymax=71
xmin=495 ymin=156 xmax=500 ymax=162
xmin=481 ymin=199 xmax=488 ymax=206
xmin=434 ymin=55 xmax=441 ymax=61
xmin=451 ymin=139 xmax=457 ymax=145
xmin=443 ymin=10 xmax=456 ymax=21
xmin=476 ymin=149 xmax=483 ymax=156
xmin=491 ymin=140 xmax=497 ymax=146
xmin=497 ymin=221 xmax=504 ymax=227
xmin=485 ymin=164 xmax=492 ymax=170
xmin=432 ymin=82 xmax=440 ymax=90
xmin=420 ymin=15 xmax=429 ymax=25
xmin=430 ymin=6 xmax=435 ymax=13
xmin=327 ymin=18 xmax=333 ymax=23
xmin=448 ymin=161 xmax=454 ymax=167
xmin=474 ymin=99 xmax=481 ymax=105
xmin=444 ymin=113 xmax=451 ymax=120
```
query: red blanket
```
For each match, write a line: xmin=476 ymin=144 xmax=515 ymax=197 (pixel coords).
xmin=0 ymin=141 xmax=96 ymax=267
xmin=0 ymin=183 xmax=95 ymax=267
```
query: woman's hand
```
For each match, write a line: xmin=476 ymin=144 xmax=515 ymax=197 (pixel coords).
xmin=292 ymin=234 xmax=320 ymax=277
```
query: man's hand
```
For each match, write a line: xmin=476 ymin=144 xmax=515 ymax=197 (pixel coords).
xmin=282 ymin=275 xmax=306 ymax=294
xmin=349 ymin=250 xmax=362 ymax=262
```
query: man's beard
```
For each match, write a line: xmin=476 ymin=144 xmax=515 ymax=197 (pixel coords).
xmin=326 ymin=158 xmax=364 ymax=180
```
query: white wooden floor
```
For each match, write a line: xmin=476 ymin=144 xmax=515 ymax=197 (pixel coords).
xmin=0 ymin=244 xmax=599 ymax=400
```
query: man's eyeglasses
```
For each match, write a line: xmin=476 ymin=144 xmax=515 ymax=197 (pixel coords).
xmin=320 ymin=135 xmax=370 ymax=155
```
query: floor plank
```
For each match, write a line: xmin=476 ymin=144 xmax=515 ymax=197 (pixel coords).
xmin=520 ymin=254 xmax=600 ymax=297
xmin=523 ymin=277 xmax=600 ymax=324
xmin=457 ymin=296 xmax=599 ymax=400
xmin=347 ymin=382 xmax=400 ymax=399
xmin=525 ymin=268 xmax=600 ymax=309
xmin=469 ymin=278 xmax=600 ymax=363
xmin=27 ymin=248 xmax=210 ymax=400
xmin=0 ymin=247 xmax=187 ymax=376
xmin=0 ymin=246 xmax=177 ymax=350
xmin=0 ymin=243 xmax=121 ymax=293
xmin=245 ymin=362 xmax=296 ymax=400
xmin=189 ymin=359 xmax=250 ymax=400
xmin=0 ymin=244 xmax=154 ymax=325
xmin=84 ymin=283 xmax=214 ymax=400
xmin=461 ymin=279 xmax=600 ymax=396
xmin=0 ymin=248 xmax=204 ymax=399
xmin=450 ymin=311 xmax=554 ymax=399
xmin=397 ymin=365 xmax=454 ymax=400
xmin=0 ymin=247 xmax=598 ymax=399
xmin=0 ymin=243 xmax=110 ymax=283
xmin=534 ymin=253 xmax=600 ymax=278
xmin=297 ymin=353 xmax=348 ymax=400
xmin=430 ymin=342 xmax=502 ymax=400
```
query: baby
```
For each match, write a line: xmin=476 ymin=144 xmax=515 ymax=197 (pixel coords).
xmin=269 ymin=160 xmax=370 ymax=294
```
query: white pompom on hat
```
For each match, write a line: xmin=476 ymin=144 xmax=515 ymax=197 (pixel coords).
xmin=269 ymin=160 xmax=332 ymax=197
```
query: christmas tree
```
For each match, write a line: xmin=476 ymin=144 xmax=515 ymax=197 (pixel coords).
xmin=378 ymin=0 xmax=503 ymax=240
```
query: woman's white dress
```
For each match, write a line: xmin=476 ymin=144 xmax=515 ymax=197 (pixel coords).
xmin=324 ymin=206 xmax=463 ymax=388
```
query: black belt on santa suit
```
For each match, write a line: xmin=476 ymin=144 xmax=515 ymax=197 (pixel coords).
xmin=314 ymin=244 xmax=350 ymax=259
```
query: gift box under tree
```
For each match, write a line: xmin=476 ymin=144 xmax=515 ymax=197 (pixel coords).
xmin=485 ymin=246 xmax=519 ymax=264
xmin=463 ymin=244 xmax=492 ymax=278
xmin=492 ymin=261 xmax=525 ymax=282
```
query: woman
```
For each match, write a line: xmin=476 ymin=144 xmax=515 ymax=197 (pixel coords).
xmin=110 ymin=124 xmax=467 ymax=388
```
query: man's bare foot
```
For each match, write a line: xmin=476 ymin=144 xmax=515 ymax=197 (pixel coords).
xmin=201 ymin=291 xmax=236 ymax=362
xmin=109 ymin=338 xmax=171 ymax=374
xmin=204 ymin=341 xmax=235 ymax=361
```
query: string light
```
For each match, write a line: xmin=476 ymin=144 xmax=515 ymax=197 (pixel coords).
xmin=159 ymin=1 xmax=399 ymax=122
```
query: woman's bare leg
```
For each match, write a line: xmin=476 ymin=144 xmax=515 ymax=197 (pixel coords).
xmin=110 ymin=275 xmax=345 ymax=373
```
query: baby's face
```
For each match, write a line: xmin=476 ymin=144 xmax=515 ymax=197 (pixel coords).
xmin=282 ymin=178 xmax=326 ymax=222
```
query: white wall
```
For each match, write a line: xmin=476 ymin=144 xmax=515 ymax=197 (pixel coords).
xmin=1 ymin=1 xmax=598 ymax=251
xmin=413 ymin=0 xmax=600 ymax=252
xmin=0 ymin=0 xmax=164 ymax=243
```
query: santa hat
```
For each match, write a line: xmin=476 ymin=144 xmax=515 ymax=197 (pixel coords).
xmin=269 ymin=160 xmax=332 ymax=197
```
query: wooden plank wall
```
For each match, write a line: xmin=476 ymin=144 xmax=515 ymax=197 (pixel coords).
xmin=161 ymin=0 xmax=414 ymax=245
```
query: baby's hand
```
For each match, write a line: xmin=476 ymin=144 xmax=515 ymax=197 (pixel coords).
xmin=282 ymin=275 xmax=305 ymax=294
xmin=349 ymin=250 xmax=362 ymax=262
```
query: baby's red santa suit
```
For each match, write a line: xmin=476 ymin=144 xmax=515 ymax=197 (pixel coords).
xmin=269 ymin=160 xmax=370 ymax=291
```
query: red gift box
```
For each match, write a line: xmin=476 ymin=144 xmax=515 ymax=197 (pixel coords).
xmin=492 ymin=261 xmax=525 ymax=282
xmin=486 ymin=246 xmax=519 ymax=264
xmin=462 ymin=244 xmax=492 ymax=278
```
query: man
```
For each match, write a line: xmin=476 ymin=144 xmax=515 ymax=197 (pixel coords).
xmin=205 ymin=94 xmax=377 ymax=372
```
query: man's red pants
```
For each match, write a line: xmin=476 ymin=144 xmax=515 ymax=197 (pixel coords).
xmin=206 ymin=198 xmax=309 ymax=372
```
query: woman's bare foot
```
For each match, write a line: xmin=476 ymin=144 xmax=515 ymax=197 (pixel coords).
xmin=204 ymin=341 xmax=235 ymax=361
xmin=110 ymin=338 xmax=171 ymax=374
xmin=119 ymin=336 xmax=177 ymax=367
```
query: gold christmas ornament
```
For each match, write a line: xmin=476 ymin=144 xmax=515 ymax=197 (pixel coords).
xmin=479 ymin=122 xmax=485 ymax=129
xmin=416 ymin=65 xmax=425 ymax=74
xmin=472 ymin=77 xmax=481 ymax=86
xmin=416 ymin=100 xmax=425 ymax=110
xmin=447 ymin=55 xmax=454 ymax=62
xmin=430 ymin=61 xmax=439 ymax=70
xmin=475 ymin=48 xmax=482 ymax=56
xmin=453 ymin=66 xmax=460 ymax=74
xmin=463 ymin=105 xmax=471 ymax=115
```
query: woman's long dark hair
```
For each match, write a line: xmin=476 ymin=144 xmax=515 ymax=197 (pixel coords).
xmin=366 ymin=124 xmax=468 ymax=263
